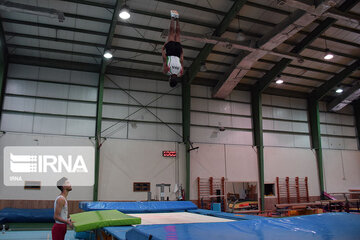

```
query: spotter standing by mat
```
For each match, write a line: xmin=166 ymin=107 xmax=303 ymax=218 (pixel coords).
xmin=162 ymin=10 xmax=184 ymax=87
xmin=52 ymin=177 xmax=74 ymax=240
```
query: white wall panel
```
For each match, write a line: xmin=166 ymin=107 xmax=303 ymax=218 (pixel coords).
xmin=128 ymin=122 xmax=157 ymax=140
xmin=274 ymin=120 xmax=292 ymax=132
xmin=156 ymin=95 xmax=181 ymax=109
xmin=341 ymin=126 xmax=356 ymax=137
xmin=8 ymin=64 xmax=39 ymax=79
xmin=35 ymin=99 xmax=67 ymax=115
xmin=292 ymin=109 xmax=307 ymax=121
xmin=328 ymin=137 xmax=344 ymax=149
xmin=39 ymin=67 xmax=70 ymax=82
xmin=343 ymin=138 xmax=358 ymax=150
xmin=271 ymin=95 xmax=291 ymax=108
xmin=6 ymin=79 xmax=37 ymax=95
xmin=190 ymin=143 xmax=226 ymax=200
xmin=3 ymin=96 xmax=35 ymax=112
xmin=156 ymin=124 xmax=182 ymax=142
xmin=69 ymin=86 xmax=97 ymax=101
xmin=156 ymin=109 xmax=182 ymax=123
xmin=37 ymin=82 xmax=69 ymax=99
xmin=99 ymin=139 xmax=183 ymax=201
xmin=290 ymin=97 xmax=307 ymax=109
xmin=292 ymin=122 xmax=309 ymax=133
xmin=191 ymin=98 xmax=208 ymax=111
xmin=105 ymin=75 xmax=130 ymax=89
xmin=273 ymin=107 xmax=292 ymax=120
xmin=208 ymin=100 xmax=231 ymax=114
xmin=264 ymin=147 xmax=320 ymax=196
xmin=67 ymin=102 xmax=96 ymax=117
xmin=191 ymin=85 xmax=209 ymax=98
xmin=66 ymin=119 xmax=95 ymax=136
xmin=191 ymin=112 xmax=209 ymax=126
xmin=103 ymin=89 xmax=129 ymax=104
xmin=262 ymin=106 xmax=273 ymax=118
xmin=130 ymin=77 xmax=157 ymax=92
xmin=102 ymin=105 xmax=129 ymax=119
xmin=33 ymin=116 xmax=66 ymax=134
xmin=1 ymin=113 xmax=33 ymax=132
xmin=231 ymin=102 xmax=251 ymax=116
xmin=231 ymin=116 xmax=252 ymax=129
xmin=225 ymin=145 xmax=258 ymax=182
xmin=101 ymin=121 xmax=128 ymax=139
xmin=70 ymin=70 xmax=98 ymax=86
xmin=191 ymin=126 xmax=252 ymax=145
xmin=294 ymin=135 xmax=311 ymax=148
xmin=340 ymin=115 xmax=354 ymax=125
xmin=208 ymin=114 xmax=232 ymax=128
xmin=263 ymin=133 xmax=295 ymax=147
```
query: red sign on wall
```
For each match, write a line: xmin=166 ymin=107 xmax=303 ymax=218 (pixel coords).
xmin=162 ymin=151 xmax=176 ymax=157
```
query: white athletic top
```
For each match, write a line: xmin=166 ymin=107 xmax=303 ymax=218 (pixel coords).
xmin=54 ymin=195 xmax=68 ymax=224
xmin=166 ymin=56 xmax=182 ymax=77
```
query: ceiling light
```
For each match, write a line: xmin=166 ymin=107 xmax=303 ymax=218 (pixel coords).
xmin=236 ymin=30 xmax=246 ymax=41
xmin=119 ymin=5 xmax=130 ymax=20
xmin=103 ymin=50 xmax=113 ymax=59
xmin=336 ymin=88 xmax=343 ymax=94
xmin=324 ymin=49 xmax=334 ymax=60
xmin=276 ymin=75 xmax=284 ymax=84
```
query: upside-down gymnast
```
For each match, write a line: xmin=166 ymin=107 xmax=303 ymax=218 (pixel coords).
xmin=162 ymin=10 xmax=184 ymax=88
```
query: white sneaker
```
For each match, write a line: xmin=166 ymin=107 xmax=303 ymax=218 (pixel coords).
xmin=170 ymin=10 xmax=179 ymax=19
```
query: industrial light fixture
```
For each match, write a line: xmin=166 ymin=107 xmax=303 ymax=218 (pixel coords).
xmin=275 ymin=75 xmax=284 ymax=84
xmin=200 ymin=61 xmax=207 ymax=72
xmin=323 ymin=39 xmax=334 ymax=60
xmin=236 ymin=18 xmax=246 ymax=41
xmin=119 ymin=2 xmax=130 ymax=20
xmin=103 ymin=50 xmax=113 ymax=59
xmin=336 ymin=88 xmax=343 ymax=94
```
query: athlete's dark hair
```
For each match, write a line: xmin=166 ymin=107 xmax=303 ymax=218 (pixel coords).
xmin=169 ymin=74 xmax=178 ymax=87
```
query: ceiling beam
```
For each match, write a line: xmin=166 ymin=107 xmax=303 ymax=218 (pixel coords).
xmin=252 ymin=0 xmax=360 ymax=93
xmin=309 ymin=59 xmax=360 ymax=101
xmin=213 ymin=0 xmax=337 ymax=99
xmin=185 ymin=0 xmax=247 ymax=84
xmin=327 ymin=81 xmax=360 ymax=112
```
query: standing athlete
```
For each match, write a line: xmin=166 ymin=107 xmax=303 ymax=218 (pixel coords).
xmin=162 ymin=10 xmax=184 ymax=87
xmin=52 ymin=177 xmax=74 ymax=240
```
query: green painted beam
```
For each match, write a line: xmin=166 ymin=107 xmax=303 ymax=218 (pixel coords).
xmin=353 ymin=100 xmax=360 ymax=150
xmin=251 ymin=89 xmax=264 ymax=211
xmin=186 ymin=0 xmax=247 ymax=84
xmin=0 ymin=18 xmax=8 ymax=122
xmin=309 ymin=59 xmax=360 ymax=102
xmin=93 ymin=0 xmax=123 ymax=201
xmin=181 ymin=0 xmax=247 ymax=202
xmin=308 ymin=100 xmax=325 ymax=198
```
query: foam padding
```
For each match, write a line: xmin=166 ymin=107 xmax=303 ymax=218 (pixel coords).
xmin=79 ymin=201 xmax=197 ymax=213
xmin=70 ymin=210 xmax=141 ymax=232
xmin=126 ymin=213 xmax=360 ymax=240
xmin=0 ymin=208 xmax=54 ymax=224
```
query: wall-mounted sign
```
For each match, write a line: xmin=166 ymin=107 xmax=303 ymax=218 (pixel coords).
xmin=162 ymin=151 xmax=176 ymax=157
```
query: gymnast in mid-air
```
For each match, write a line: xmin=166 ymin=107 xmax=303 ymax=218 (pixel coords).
xmin=162 ymin=10 xmax=184 ymax=87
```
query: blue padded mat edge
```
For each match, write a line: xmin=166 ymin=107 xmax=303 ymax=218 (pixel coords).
xmin=0 ymin=208 xmax=54 ymax=224
xmin=79 ymin=201 xmax=197 ymax=213
xmin=187 ymin=209 xmax=264 ymax=220
xmin=125 ymin=212 xmax=360 ymax=240
xmin=102 ymin=226 xmax=134 ymax=240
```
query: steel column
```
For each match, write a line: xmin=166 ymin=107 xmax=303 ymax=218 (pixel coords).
xmin=251 ymin=89 xmax=265 ymax=211
xmin=308 ymin=100 xmax=325 ymax=198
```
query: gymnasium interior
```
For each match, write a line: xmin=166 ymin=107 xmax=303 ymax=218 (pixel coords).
xmin=0 ymin=0 xmax=360 ymax=239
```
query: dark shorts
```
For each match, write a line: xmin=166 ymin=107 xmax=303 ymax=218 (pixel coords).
xmin=52 ymin=223 xmax=67 ymax=240
xmin=165 ymin=41 xmax=182 ymax=58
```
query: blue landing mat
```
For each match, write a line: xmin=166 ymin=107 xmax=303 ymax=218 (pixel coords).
xmin=79 ymin=201 xmax=197 ymax=213
xmin=126 ymin=213 xmax=360 ymax=240
xmin=102 ymin=226 xmax=134 ymax=240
